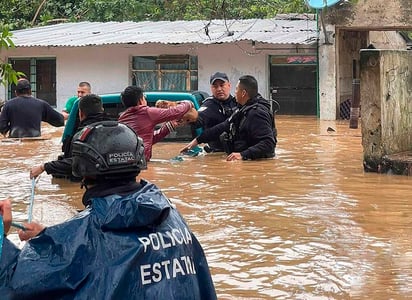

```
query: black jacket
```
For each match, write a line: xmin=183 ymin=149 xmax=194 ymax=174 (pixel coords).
xmin=192 ymin=95 xmax=237 ymax=152
xmin=44 ymin=113 xmax=111 ymax=180
xmin=197 ymin=94 xmax=276 ymax=160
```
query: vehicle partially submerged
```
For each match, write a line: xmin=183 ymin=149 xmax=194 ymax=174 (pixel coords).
xmin=62 ymin=91 xmax=208 ymax=145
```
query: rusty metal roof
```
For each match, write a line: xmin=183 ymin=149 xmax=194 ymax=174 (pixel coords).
xmin=11 ymin=16 xmax=318 ymax=47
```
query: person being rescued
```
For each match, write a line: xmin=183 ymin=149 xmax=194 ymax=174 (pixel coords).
xmin=180 ymin=75 xmax=277 ymax=161
xmin=118 ymin=85 xmax=198 ymax=162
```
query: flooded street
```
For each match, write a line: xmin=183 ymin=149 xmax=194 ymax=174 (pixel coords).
xmin=1 ymin=116 xmax=412 ymax=299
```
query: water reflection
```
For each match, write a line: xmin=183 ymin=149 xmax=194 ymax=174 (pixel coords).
xmin=1 ymin=116 xmax=412 ymax=299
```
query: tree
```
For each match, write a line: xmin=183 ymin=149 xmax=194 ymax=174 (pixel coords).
xmin=155 ymin=0 xmax=312 ymax=21
xmin=0 ymin=0 xmax=313 ymax=30
xmin=0 ymin=27 xmax=24 ymax=87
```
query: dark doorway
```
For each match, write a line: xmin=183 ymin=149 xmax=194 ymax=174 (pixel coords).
xmin=9 ymin=58 xmax=56 ymax=106
xmin=270 ymin=60 xmax=317 ymax=115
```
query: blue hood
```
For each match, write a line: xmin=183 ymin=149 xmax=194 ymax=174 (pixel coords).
xmin=93 ymin=180 xmax=171 ymax=230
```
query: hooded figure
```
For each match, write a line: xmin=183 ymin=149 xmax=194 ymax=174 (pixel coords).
xmin=0 ymin=121 xmax=217 ymax=300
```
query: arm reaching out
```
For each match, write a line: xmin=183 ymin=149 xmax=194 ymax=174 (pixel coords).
xmin=30 ymin=164 xmax=45 ymax=179
xmin=180 ymin=138 xmax=199 ymax=153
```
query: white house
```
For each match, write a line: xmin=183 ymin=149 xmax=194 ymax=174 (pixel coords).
xmin=1 ymin=15 xmax=319 ymax=116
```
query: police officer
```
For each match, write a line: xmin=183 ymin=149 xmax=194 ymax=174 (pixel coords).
xmin=181 ymin=75 xmax=276 ymax=161
xmin=0 ymin=121 xmax=217 ymax=299
xmin=190 ymin=72 xmax=238 ymax=152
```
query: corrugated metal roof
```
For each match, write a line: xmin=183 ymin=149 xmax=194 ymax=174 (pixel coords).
xmin=11 ymin=17 xmax=318 ymax=47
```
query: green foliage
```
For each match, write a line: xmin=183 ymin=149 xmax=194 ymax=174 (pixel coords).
xmin=150 ymin=0 xmax=312 ymax=21
xmin=76 ymin=0 xmax=147 ymax=22
xmin=0 ymin=0 xmax=33 ymax=30
xmin=0 ymin=27 xmax=25 ymax=86
xmin=0 ymin=0 xmax=312 ymax=29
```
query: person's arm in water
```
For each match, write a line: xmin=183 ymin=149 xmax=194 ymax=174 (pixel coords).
xmin=179 ymin=119 xmax=229 ymax=153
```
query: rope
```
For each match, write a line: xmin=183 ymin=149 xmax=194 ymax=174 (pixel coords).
xmin=28 ymin=178 xmax=36 ymax=222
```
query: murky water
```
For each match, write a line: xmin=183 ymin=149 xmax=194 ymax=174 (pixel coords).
xmin=1 ymin=116 xmax=412 ymax=299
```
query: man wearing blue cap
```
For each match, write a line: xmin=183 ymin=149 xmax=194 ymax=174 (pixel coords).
xmin=188 ymin=72 xmax=237 ymax=153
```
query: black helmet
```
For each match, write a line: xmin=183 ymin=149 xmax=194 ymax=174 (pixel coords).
xmin=72 ymin=121 xmax=146 ymax=179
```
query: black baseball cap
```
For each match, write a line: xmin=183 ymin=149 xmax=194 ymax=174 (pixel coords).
xmin=210 ymin=72 xmax=229 ymax=84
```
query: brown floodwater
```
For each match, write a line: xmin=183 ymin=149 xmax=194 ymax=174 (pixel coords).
xmin=2 ymin=116 xmax=412 ymax=299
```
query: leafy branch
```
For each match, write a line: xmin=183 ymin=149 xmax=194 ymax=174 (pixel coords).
xmin=0 ymin=27 xmax=25 ymax=86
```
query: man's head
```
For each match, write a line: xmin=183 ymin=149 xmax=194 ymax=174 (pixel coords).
xmin=77 ymin=82 xmax=91 ymax=98
xmin=15 ymin=79 xmax=32 ymax=96
xmin=235 ymin=75 xmax=258 ymax=105
xmin=78 ymin=94 xmax=104 ymax=121
xmin=71 ymin=121 xmax=146 ymax=182
xmin=121 ymin=86 xmax=146 ymax=108
xmin=209 ymin=72 xmax=231 ymax=101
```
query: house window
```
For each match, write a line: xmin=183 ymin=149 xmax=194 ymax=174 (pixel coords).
xmin=132 ymin=55 xmax=198 ymax=91
xmin=8 ymin=58 xmax=56 ymax=106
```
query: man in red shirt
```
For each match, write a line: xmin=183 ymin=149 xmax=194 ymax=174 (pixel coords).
xmin=118 ymin=85 xmax=197 ymax=161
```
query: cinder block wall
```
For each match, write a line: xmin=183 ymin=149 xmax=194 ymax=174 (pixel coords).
xmin=360 ymin=49 xmax=412 ymax=170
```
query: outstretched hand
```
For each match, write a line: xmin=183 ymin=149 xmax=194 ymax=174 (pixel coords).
xmin=226 ymin=152 xmax=242 ymax=161
xmin=30 ymin=164 xmax=44 ymax=179
xmin=180 ymin=138 xmax=199 ymax=153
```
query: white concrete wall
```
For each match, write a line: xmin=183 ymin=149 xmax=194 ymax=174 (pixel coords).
xmin=318 ymin=24 xmax=337 ymax=120
xmin=1 ymin=41 xmax=272 ymax=112
xmin=197 ymin=44 xmax=269 ymax=97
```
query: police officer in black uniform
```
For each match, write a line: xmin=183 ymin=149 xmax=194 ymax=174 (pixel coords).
xmin=191 ymin=72 xmax=237 ymax=152
xmin=181 ymin=75 xmax=276 ymax=161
